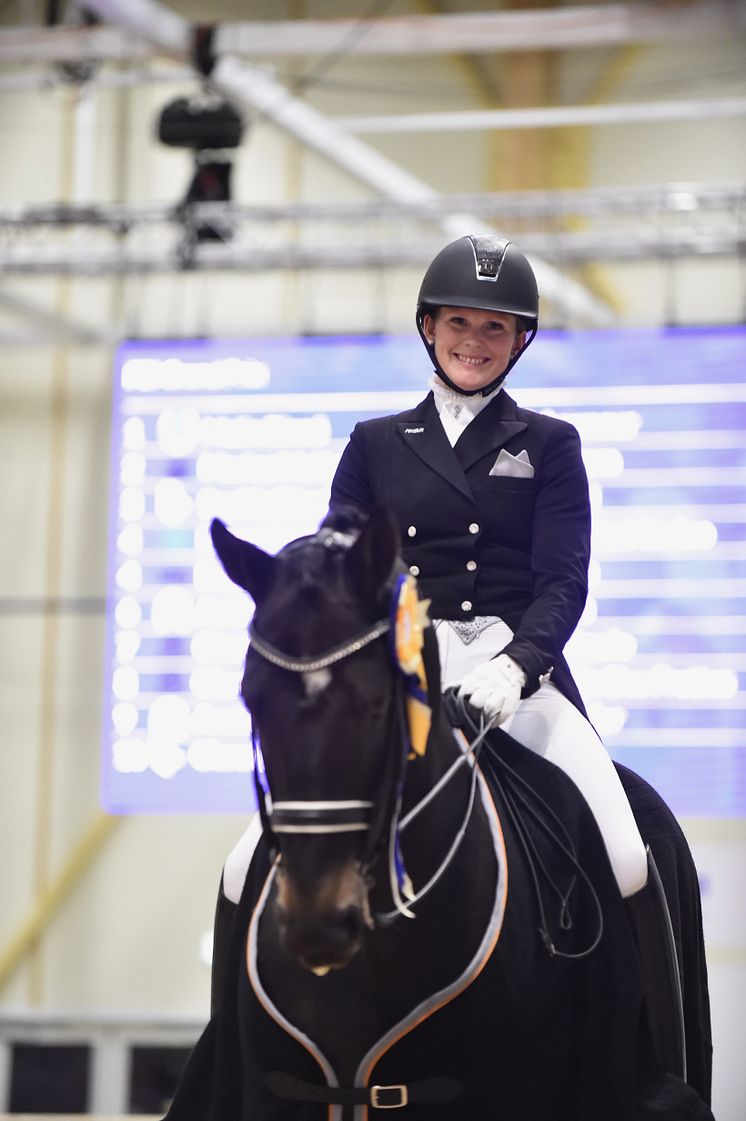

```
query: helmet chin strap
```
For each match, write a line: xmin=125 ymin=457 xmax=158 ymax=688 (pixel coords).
xmin=433 ymin=364 xmax=506 ymax=398
xmin=427 ymin=325 xmax=537 ymax=398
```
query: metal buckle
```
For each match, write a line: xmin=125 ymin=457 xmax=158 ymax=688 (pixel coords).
xmin=370 ymin=1084 xmax=408 ymax=1109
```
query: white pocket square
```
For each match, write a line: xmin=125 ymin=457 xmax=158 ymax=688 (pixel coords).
xmin=489 ymin=448 xmax=534 ymax=479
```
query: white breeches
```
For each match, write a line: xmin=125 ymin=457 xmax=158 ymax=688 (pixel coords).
xmin=223 ymin=813 xmax=262 ymax=905
xmin=435 ymin=619 xmax=648 ymax=898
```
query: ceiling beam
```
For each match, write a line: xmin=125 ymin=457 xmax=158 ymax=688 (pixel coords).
xmin=0 ymin=23 xmax=153 ymax=63
xmin=0 ymin=2 xmax=741 ymax=63
xmin=214 ymin=2 xmax=744 ymax=55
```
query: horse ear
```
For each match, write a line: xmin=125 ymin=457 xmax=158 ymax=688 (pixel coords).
xmin=210 ymin=518 xmax=276 ymax=603
xmin=345 ymin=506 xmax=399 ymax=605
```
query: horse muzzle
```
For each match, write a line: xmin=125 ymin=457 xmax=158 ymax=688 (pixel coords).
xmin=275 ymin=860 xmax=373 ymax=974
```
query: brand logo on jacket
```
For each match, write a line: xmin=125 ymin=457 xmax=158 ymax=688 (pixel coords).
xmin=404 ymin=427 xmax=425 ymax=434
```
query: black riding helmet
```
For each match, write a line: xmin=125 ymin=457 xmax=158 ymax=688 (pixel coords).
xmin=416 ymin=234 xmax=539 ymax=396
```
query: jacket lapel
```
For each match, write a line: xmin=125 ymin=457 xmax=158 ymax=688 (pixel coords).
xmin=395 ymin=394 xmax=473 ymax=501
xmin=453 ymin=389 xmax=528 ymax=472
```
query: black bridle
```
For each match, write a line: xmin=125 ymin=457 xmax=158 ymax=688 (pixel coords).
xmin=248 ymin=613 xmax=399 ymax=848
xmin=246 ymin=582 xmax=425 ymax=904
xmin=246 ymin=602 xmax=494 ymax=922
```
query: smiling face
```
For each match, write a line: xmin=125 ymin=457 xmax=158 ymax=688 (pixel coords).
xmin=422 ymin=305 xmax=526 ymax=394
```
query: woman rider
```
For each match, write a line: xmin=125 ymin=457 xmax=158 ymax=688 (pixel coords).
xmin=329 ymin=233 xmax=649 ymax=902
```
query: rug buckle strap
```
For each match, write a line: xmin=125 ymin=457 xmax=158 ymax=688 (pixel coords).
xmin=370 ymin=1084 xmax=408 ymax=1109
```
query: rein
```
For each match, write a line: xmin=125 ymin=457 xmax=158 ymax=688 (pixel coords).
xmin=449 ymin=694 xmax=605 ymax=961
xmin=377 ymin=714 xmax=493 ymax=922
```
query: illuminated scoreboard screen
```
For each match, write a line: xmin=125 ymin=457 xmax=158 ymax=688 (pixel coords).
xmin=103 ymin=327 xmax=746 ymax=816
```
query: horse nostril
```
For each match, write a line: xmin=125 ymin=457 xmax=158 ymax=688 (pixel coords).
xmin=336 ymin=905 xmax=365 ymax=941
xmin=279 ymin=903 xmax=366 ymax=971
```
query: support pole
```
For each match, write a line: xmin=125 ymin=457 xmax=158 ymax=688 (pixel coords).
xmin=0 ymin=813 xmax=122 ymax=995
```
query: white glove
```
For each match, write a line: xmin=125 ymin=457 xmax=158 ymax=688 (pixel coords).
xmin=457 ymin=653 xmax=527 ymax=725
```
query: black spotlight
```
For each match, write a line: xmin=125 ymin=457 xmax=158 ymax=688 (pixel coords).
xmin=157 ymin=95 xmax=245 ymax=243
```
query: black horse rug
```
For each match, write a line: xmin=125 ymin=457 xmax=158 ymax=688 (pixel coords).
xmin=164 ymin=736 xmax=714 ymax=1121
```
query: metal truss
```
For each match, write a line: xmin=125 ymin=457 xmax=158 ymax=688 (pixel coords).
xmin=6 ymin=0 xmax=738 ymax=322
xmin=0 ymin=184 xmax=742 ymax=275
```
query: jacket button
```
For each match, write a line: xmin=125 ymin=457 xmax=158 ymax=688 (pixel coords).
xmin=461 ymin=600 xmax=472 ymax=611
xmin=468 ymin=522 xmax=479 ymax=534
xmin=407 ymin=525 xmax=417 ymax=537
xmin=409 ymin=564 xmax=420 ymax=576
xmin=466 ymin=560 xmax=477 ymax=571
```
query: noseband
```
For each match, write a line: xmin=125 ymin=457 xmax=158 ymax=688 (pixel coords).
xmin=249 ymin=617 xmax=391 ymax=676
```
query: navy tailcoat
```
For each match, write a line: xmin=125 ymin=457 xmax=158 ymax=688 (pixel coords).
xmin=330 ymin=388 xmax=590 ymax=712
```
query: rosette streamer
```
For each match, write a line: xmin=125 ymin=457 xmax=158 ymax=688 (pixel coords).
xmin=387 ymin=572 xmax=432 ymax=914
xmin=390 ymin=572 xmax=432 ymax=759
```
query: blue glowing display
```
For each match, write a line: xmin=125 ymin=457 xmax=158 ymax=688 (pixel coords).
xmin=102 ymin=327 xmax=746 ymax=815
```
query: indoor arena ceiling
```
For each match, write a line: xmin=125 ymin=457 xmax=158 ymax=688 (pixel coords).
xmin=0 ymin=0 xmax=744 ymax=328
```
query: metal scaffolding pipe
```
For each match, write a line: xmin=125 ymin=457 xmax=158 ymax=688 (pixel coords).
xmin=0 ymin=183 xmax=740 ymax=227
xmin=75 ymin=0 xmax=189 ymax=54
xmin=0 ymin=228 xmax=739 ymax=275
xmin=341 ymin=97 xmax=746 ymax=135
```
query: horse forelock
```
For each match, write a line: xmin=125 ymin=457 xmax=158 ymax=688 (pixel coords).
xmin=254 ymin=535 xmax=372 ymax=657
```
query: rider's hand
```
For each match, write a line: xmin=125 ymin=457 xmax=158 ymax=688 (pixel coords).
xmin=457 ymin=654 xmax=527 ymax=725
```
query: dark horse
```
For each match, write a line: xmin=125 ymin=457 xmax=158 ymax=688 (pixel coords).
xmin=165 ymin=507 xmax=714 ymax=1121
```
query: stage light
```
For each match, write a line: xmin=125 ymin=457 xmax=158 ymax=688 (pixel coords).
xmin=157 ymin=93 xmax=245 ymax=243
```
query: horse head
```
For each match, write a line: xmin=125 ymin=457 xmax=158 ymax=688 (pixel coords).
xmin=211 ymin=506 xmax=419 ymax=974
